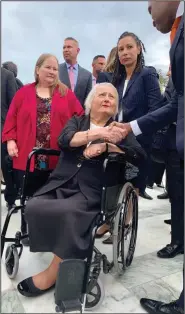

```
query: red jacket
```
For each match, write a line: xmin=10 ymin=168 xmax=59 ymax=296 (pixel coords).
xmin=2 ymin=83 xmax=84 ymax=171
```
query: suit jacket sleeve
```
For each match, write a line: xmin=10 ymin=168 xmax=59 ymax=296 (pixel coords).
xmin=97 ymin=72 xmax=109 ymax=83
xmin=2 ymin=88 xmax=23 ymax=142
xmin=143 ymin=67 xmax=163 ymax=112
xmin=137 ymin=89 xmax=178 ymax=135
xmin=67 ymin=89 xmax=84 ymax=116
xmin=117 ymin=132 xmax=147 ymax=166
xmin=84 ymin=74 xmax=92 ymax=100
xmin=58 ymin=115 xmax=80 ymax=150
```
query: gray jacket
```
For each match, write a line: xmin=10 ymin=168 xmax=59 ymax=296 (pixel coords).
xmin=59 ymin=62 xmax=92 ymax=108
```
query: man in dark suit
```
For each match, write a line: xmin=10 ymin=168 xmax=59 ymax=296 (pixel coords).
xmin=1 ymin=67 xmax=18 ymax=210
xmin=59 ymin=37 xmax=92 ymax=108
xmin=2 ymin=61 xmax=23 ymax=90
xmin=110 ymin=1 xmax=184 ymax=313
xmin=92 ymin=55 xmax=106 ymax=86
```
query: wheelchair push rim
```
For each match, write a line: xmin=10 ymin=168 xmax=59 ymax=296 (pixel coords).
xmin=112 ymin=182 xmax=138 ymax=274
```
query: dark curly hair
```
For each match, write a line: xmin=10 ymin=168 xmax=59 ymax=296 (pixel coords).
xmin=112 ymin=32 xmax=146 ymax=87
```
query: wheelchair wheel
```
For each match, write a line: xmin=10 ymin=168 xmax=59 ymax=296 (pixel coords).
xmin=5 ymin=245 xmax=19 ymax=279
xmin=113 ymin=182 xmax=138 ymax=274
xmin=85 ymin=278 xmax=105 ymax=311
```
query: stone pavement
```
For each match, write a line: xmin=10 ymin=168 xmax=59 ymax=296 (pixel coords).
xmin=1 ymin=186 xmax=183 ymax=313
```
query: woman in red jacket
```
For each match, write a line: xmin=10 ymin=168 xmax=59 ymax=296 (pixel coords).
xmin=2 ymin=53 xmax=84 ymax=207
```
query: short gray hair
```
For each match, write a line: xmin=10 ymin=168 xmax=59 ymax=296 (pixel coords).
xmin=84 ymin=82 xmax=119 ymax=117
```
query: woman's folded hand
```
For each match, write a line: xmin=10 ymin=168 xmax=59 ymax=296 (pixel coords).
xmin=83 ymin=143 xmax=106 ymax=159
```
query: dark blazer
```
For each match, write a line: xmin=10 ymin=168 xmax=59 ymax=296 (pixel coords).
xmin=137 ymin=17 xmax=184 ymax=159
xmin=1 ymin=67 xmax=17 ymax=131
xmin=96 ymin=71 xmax=113 ymax=83
xmin=164 ymin=77 xmax=175 ymax=103
xmin=34 ymin=115 xmax=146 ymax=199
xmin=59 ymin=63 xmax=92 ymax=108
xmin=16 ymin=78 xmax=24 ymax=90
xmin=2 ymin=83 xmax=84 ymax=171
xmin=117 ymin=66 xmax=163 ymax=148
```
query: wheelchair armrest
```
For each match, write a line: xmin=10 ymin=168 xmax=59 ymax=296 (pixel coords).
xmin=103 ymin=153 xmax=126 ymax=172
xmin=31 ymin=147 xmax=61 ymax=157
xmin=25 ymin=148 xmax=60 ymax=173
xmin=106 ymin=152 xmax=126 ymax=163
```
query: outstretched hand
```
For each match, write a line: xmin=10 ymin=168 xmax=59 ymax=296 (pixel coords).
xmin=108 ymin=122 xmax=132 ymax=140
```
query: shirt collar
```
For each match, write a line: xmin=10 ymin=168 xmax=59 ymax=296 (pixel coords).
xmin=176 ymin=2 xmax=184 ymax=18
xmin=92 ymin=75 xmax=96 ymax=81
xmin=66 ymin=62 xmax=78 ymax=70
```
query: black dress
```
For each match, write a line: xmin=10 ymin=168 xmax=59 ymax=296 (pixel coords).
xmin=25 ymin=115 xmax=146 ymax=259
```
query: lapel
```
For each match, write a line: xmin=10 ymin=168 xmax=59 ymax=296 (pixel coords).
xmin=117 ymin=78 xmax=125 ymax=102
xmin=60 ymin=63 xmax=71 ymax=88
xmin=28 ymin=83 xmax=37 ymax=138
xmin=170 ymin=15 xmax=184 ymax=67
xmin=123 ymin=71 xmax=140 ymax=98
xmin=81 ymin=115 xmax=90 ymax=132
xmin=74 ymin=65 xmax=83 ymax=93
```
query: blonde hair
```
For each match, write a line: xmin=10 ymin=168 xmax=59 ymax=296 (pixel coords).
xmin=104 ymin=47 xmax=117 ymax=73
xmin=34 ymin=53 xmax=68 ymax=96
xmin=84 ymin=83 xmax=118 ymax=117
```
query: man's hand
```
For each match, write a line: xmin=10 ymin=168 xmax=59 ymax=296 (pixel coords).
xmin=99 ymin=126 xmax=126 ymax=144
xmin=83 ymin=143 xmax=106 ymax=159
xmin=108 ymin=122 xmax=132 ymax=140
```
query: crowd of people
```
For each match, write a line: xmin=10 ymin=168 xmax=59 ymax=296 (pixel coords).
xmin=1 ymin=1 xmax=184 ymax=313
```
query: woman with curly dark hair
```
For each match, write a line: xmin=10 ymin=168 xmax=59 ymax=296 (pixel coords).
xmin=97 ymin=32 xmax=163 ymax=243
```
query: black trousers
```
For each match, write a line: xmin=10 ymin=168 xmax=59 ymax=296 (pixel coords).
xmin=136 ymin=144 xmax=152 ymax=193
xmin=147 ymin=160 xmax=165 ymax=187
xmin=1 ymin=142 xmax=18 ymax=205
xmin=165 ymin=151 xmax=184 ymax=245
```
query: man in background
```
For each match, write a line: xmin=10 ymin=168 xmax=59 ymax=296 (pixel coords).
xmin=59 ymin=37 xmax=92 ymax=108
xmin=1 ymin=67 xmax=18 ymax=210
xmin=92 ymin=55 xmax=106 ymax=86
xmin=2 ymin=61 xmax=23 ymax=90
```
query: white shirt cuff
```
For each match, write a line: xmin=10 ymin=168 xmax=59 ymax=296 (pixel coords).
xmin=130 ymin=120 xmax=142 ymax=136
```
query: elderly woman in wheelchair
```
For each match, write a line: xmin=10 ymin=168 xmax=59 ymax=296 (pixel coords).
xmin=4 ymin=82 xmax=146 ymax=310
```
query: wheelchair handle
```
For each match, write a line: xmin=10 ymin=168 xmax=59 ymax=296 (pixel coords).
xmin=103 ymin=152 xmax=126 ymax=171
xmin=25 ymin=148 xmax=60 ymax=173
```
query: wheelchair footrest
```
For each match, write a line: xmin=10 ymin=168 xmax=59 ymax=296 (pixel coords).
xmin=55 ymin=259 xmax=86 ymax=313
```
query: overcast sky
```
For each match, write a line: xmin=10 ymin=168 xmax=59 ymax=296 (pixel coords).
xmin=2 ymin=1 xmax=171 ymax=83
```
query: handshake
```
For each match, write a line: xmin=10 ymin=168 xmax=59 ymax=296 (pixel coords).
xmin=102 ymin=122 xmax=132 ymax=144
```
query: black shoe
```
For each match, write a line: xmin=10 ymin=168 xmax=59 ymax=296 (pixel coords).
xmin=139 ymin=191 xmax=153 ymax=200
xmin=102 ymin=235 xmax=113 ymax=244
xmin=146 ymin=185 xmax=153 ymax=189
xmin=157 ymin=192 xmax=169 ymax=199
xmin=164 ymin=219 xmax=171 ymax=225
xmin=140 ymin=298 xmax=184 ymax=314
xmin=17 ymin=277 xmax=55 ymax=297
xmin=6 ymin=203 xmax=18 ymax=213
xmin=157 ymin=244 xmax=184 ymax=258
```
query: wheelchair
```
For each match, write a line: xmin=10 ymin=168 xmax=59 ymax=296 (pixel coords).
xmin=1 ymin=148 xmax=138 ymax=313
